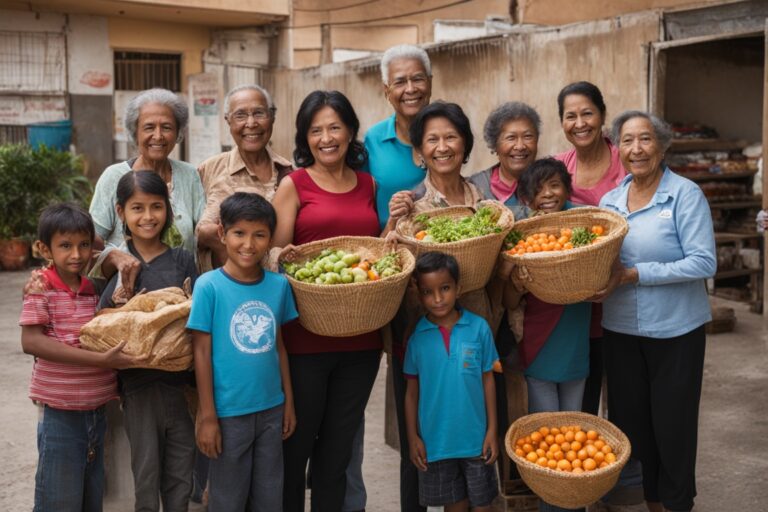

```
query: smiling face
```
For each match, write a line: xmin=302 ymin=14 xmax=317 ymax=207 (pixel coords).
xmin=418 ymin=116 xmax=465 ymax=177
xmin=416 ymin=268 xmax=460 ymax=322
xmin=496 ymin=118 xmax=538 ymax=180
xmin=531 ymin=175 xmax=569 ymax=213
xmin=618 ymin=116 xmax=664 ymax=180
xmin=226 ymin=89 xmax=274 ymax=155
xmin=40 ymin=231 xmax=93 ymax=284
xmin=117 ymin=190 xmax=168 ymax=243
xmin=384 ymin=57 xmax=432 ymax=121
xmin=136 ymin=102 xmax=178 ymax=163
xmin=561 ymin=94 xmax=604 ymax=150
xmin=219 ymin=219 xmax=272 ymax=279
xmin=307 ymin=106 xmax=352 ymax=170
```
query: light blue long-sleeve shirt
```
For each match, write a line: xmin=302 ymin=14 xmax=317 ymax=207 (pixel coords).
xmin=599 ymin=168 xmax=716 ymax=338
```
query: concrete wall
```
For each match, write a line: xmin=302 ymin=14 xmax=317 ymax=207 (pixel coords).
xmin=518 ymin=0 xmax=728 ymax=25
xmin=266 ymin=10 xmax=661 ymax=174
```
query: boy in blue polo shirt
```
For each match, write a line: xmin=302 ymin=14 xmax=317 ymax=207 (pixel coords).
xmin=187 ymin=192 xmax=298 ymax=511
xmin=404 ymin=251 xmax=500 ymax=511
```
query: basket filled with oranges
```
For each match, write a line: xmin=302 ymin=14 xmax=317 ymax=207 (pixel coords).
xmin=505 ymin=411 xmax=631 ymax=509
xmin=501 ymin=206 xmax=628 ymax=304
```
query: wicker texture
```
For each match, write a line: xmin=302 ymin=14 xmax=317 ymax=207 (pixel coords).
xmin=505 ymin=411 xmax=631 ymax=509
xmin=395 ymin=200 xmax=515 ymax=292
xmin=503 ymin=207 xmax=628 ymax=304
xmin=283 ymin=236 xmax=415 ymax=337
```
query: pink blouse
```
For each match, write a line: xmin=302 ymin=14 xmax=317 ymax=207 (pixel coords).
xmin=555 ymin=138 xmax=626 ymax=207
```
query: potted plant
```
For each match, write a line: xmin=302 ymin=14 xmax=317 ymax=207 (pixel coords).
xmin=0 ymin=144 xmax=92 ymax=270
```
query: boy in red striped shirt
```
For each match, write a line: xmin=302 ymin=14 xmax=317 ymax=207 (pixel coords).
xmin=20 ymin=203 xmax=137 ymax=512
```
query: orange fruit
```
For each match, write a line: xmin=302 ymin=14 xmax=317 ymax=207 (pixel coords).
xmin=526 ymin=451 xmax=538 ymax=462
xmin=594 ymin=440 xmax=605 ymax=450
xmin=545 ymin=434 xmax=555 ymax=445
xmin=594 ymin=451 xmax=605 ymax=463
xmin=560 ymin=442 xmax=571 ymax=452
xmin=577 ymin=448 xmax=588 ymax=460
xmin=515 ymin=448 xmax=525 ymax=457
xmin=574 ymin=431 xmax=587 ymax=443
xmin=539 ymin=441 xmax=549 ymax=452
xmin=536 ymin=448 xmax=546 ymax=458
xmin=537 ymin=457 xmax=548 ymax=467
xmin=599 ymin=461 xmax=609 ymax=469
xmin=553 ymin=451 xmax=564 ymax=461
xmin=585 ymin=445 xmax=598 ymax=458
xmin=523 ymin=443 xmax=534 ymax=453
xmin=571 ymin=458 xmax=582 ymax=469
xmin=557 ymin=459 xmax=572 ymax=471
xmin=547 ymin=459 xmax=558 ymax=469
xmin=570 ymin=441 xmax=582 ymax=451
xmin=539 ymin=426 xmax=550 ymax=437
xmin=554 ymin=434 xmax=565 ymax=445
xmin=550 ymin=427 xmax=561 ymax=436
xmin=605 ymin=452 xmax=617 ymax=464
xmin=586 ymin=430 xmax=598 ymax=441
xmin=564 ymin=431 xmax=575 ymax=442
xmin=602 ymin=444 xmax=613 ymax=454
xmin=563 ymin=242 xmax=574 ymax=250
xmin=531 ymin=432 xmax=542 ymax=444
xmin=572 ymin=467 xmax=584 ymax=474
xmin=591 ymin=225 xmax=605 ymax=236
xmin=583 ymin=458 xmax=597 ymax=471
xmin=566 ymin=450 xmax=577 ymax=462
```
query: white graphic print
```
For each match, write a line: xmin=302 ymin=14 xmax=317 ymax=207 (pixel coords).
xmin=230 ymin=301 xmax=276 ymax=354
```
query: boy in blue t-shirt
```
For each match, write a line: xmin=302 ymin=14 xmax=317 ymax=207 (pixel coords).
xmin=187 ymin=192 xmax=298 ymax=511
xmin=404 ymin=251 xmax=500 ymax=511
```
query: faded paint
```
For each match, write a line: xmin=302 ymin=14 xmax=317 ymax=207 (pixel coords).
xmin=107 ymin=17 xmax=211 ymax=89
xmin=0 ymin=9 xmax=65 ymax=32
xmin=67 ymin=15 xmax=113 ymax=95
xmin=266 ymin=11 xmax=661 ymax=174
xmin=518 ymin=0 xmax=728 ymax=25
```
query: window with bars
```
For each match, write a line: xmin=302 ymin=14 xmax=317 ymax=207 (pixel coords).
xmin=0 ymin=31 xmax=66 ymax=93
xmin=114 ymin=51 xmax=182 ymax=91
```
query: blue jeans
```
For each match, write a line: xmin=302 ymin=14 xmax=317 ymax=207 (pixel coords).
xmin=208 ymin=405 xmax=285 ymax=512
xmin=525 ymin=376 xmax=586 ymax=512
xmin=34 ymin=405 xmax=107 ymax=512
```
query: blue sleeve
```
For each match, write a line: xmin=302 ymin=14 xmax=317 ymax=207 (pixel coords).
xmin=280 ymin=277 xmax=299 ymax=325
xmin=403 ymin=334 xmax=419 ymax=376
xmin=89 ymin=167 xmax=119 ymax=241
xmin=636 ymin=184 xmax=717 ymax=286
xmin=479 ymin=320 xmax=498 ymax=372
xmin=187 ymin=276 xmax=214 ymax=333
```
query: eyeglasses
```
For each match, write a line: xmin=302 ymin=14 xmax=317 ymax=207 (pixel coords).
xmin=388 ymin=74 xmax=429 ymax=91
xmin=228 ymin=108 xmax=274 ymax=123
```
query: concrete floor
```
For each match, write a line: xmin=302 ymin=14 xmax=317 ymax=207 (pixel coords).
xmin=1 ymin=269 xmax=766 ymax=511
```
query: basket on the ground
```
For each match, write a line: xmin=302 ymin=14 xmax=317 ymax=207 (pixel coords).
xmin=505 ymin=411 xmax=631 ymax=509
xmin=502 ymin=207 xmax=628 ymax=304
xmin=395 ymin=200 xmax=514 ymax=292
xmin=282 ymin=236 xmax=415 ymax=337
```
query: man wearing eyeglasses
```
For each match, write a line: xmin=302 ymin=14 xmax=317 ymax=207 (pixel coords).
xmin=196 ymin=84 xmax=293 ymax=271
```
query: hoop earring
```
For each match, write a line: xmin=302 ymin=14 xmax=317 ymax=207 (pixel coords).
xmin=419 ymin=158 xmax=427 ymax=170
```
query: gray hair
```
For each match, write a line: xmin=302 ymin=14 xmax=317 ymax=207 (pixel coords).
xmin=380 ymin=44 xmax=431 ymax=83
xmin=124 ymin=88 xmax=188 ymax=144
xmin=483 ymin=102 xmax=542 ymax=149
xmin=610 ymin=110 xmax=673 ymax=152
xmin=223 ymin=84 xmax=276 ymax=117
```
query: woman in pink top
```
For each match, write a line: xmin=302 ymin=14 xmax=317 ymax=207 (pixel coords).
xmin=273 ymin=90 xmax=381 ymax=512
xmin=555 ymin=81 xmax=626 ymax=207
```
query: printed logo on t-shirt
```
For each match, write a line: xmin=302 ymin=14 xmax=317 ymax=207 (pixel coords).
xmin=230 ymin=301 xmax=276 ymax=354
xmin=658 ymin=209 xmax=672 ymax=219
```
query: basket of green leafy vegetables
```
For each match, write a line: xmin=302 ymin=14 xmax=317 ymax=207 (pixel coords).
xmin=395 ymin=200 xmax=514 ymax=292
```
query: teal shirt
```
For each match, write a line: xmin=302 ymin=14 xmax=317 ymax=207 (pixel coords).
xmin=363 ymin=115 xmax=426 ymax=229
xmin=89 ymin=159 xmax=205 ymax=256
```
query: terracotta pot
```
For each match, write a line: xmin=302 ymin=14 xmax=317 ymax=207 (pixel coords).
xmin=0 ymin=238 xmax=31 ymax=270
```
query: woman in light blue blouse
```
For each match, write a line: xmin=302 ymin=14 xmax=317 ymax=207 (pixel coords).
xmin=595 ymin=111 xmax=716 ymax=512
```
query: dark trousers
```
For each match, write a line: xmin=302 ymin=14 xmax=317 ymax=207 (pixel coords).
xmin=391 ymin=356 xmax=427 ymax=512
xmin=603 ymin=326 xmax=705 ymax=512
xmin=581 ymin=337 xmax=603 ymax=415
xmin=283 ymin=350 xmax=380 ymax=512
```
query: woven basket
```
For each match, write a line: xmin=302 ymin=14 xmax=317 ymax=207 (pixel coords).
xmin=282 ymin=236 xmax=415 ymax=337
xmin=394 ymin=200 xmax=514 ymax=292
xmin=502 ymin=207 xmax=628 ymax=304
xmin=505 ymin=411 xmax=631 ymax=509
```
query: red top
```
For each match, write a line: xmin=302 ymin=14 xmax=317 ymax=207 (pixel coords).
xmin=19 ymin=267 xmax=118 ymax=410
xmin=283 ymin=168 xmax=383 ymax=354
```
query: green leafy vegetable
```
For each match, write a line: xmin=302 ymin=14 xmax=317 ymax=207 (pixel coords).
xmin=415 ymin=206 xmax=502 ymax=243
xmin=570 ymin=227 xmax=597 ymax=247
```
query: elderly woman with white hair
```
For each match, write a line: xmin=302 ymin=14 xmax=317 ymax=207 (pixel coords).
xmin=90 ymin=88 xmax=204 ymax=259
xmin=595 ymin=111 xmax=716 ymax=512
xmin=363 ymin=43 xmax=432 ymax=512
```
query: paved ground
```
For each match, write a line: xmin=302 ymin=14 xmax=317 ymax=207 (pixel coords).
xmin=1 ymin=269 xmax=766 ymax=511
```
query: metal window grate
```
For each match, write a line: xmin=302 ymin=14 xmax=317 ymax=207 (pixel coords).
xmin=0 ymin=31 xmax=66 ymax=93
xmin=0 ymin=124 xmax=28 ymax=144
xmin=114 ymin=51 xmax=182 ymax=92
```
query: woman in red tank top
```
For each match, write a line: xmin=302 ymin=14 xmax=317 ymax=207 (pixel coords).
xmin=273 ymin=91 xmax=381 ymax=512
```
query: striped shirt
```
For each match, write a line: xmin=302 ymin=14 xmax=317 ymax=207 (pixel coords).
xmin=19 ymin=267 xmax=118 ymax=410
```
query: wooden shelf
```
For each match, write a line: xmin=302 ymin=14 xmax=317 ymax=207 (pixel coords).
xmin=715 ymin=232 xmax=763 ymax=243
xmin=680 ymin=170 xmax=757 ymax=182
xmin=714 ymin=268 xmax=762 ymax=279
xmin=670 ymin=138 xmax=751 ymax=152
xmin=708 ymin=199 xmax=762 ymax=209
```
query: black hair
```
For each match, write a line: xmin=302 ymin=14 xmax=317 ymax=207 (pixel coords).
xmin=413 ymin=251 xmax=460 ymax=285
xmin=293 ymin=90 xmax=368 ymax=170
xmin=557 ymin=81 xmax=607 ymax=121
xmin=116 ymin=170 xmax=174 ymax=239
xmin=518 ymin=158 xmax=573 ymax=204
xmin=219 ymin=192 xmax=277 ymax=234
xmin=409 ymin=101 xmax=474 ymax=164
xmin=37 ymin=202 xmax=95 ymax=247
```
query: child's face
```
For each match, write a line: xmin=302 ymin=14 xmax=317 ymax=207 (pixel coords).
xmin=416 ymin=269 xmax=459 ymax=321
xmin=219 ymin=219 xmax=272 ymax=272
xmin=532 ymin=175 xmax=568 ymax=213
xmin=39 ymin=231 xmax=93 ymax=281
xmin=117 ymin=190 xmax=168 ymax=242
